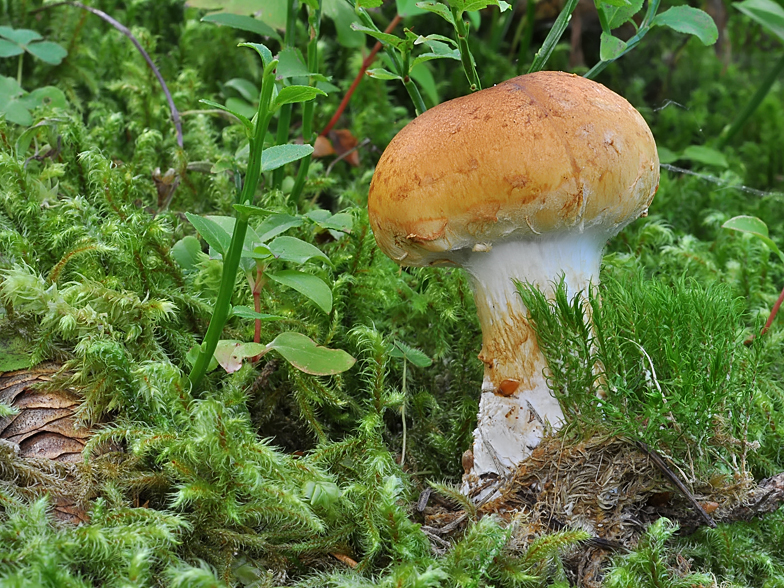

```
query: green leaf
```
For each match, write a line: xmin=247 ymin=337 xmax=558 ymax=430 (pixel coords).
xmin=0 ymin=26 xmax=41 ymax=46
xmin=415 ymin=1 xmax=455 ymax=24
xmin=245 ymin=244 xmax=273 ymax=260
xmin=0 ymin=99 xmax=31 ymax=125
xmin=409 ymin=62 xmax=439 ymax=105
xmin=601 ymin=0 xmax=643 ymax=29
xmin=261 ymin=144 xmax=314 ymax=172
xmin=599 ymin=32 xmax=627 ymax=61
xmin=273 ymin=85 xmax=326 ymax=108
xmin=172 ymin=236 xmax=205 ymax=270
xmin=320 ymin=212 xmax=354 ymax=233
xmin=653 ymin=6 xmax=719 ymax=45
xmin=276 ymin=47 xmax=316 ymax=79
xmin=358 ymin=0 xmax=383 ymax=7
xmin=722 ymin=216 xmax=784 ymax=262
xmin=0 ymin=38 xmax=24 ymax=57
xmin=204 ymin=215 xmax=264 ymax=254
xmin=268 ymin=236 xmax=330 ymax=264
xmin=23 ymin=86 xmax=66 ymax=110
xmin=528 ymin=0 xmax=580 ymax=73
xmin=214 ymin=339 xmax=267 ymax=373
xmin=681 ymin=145 xmax=728 ymax=168
xmin=24 ymin=41 xmax=67 ymax=65
xmin=257 ymin=213 xmax=304 ymax=241
xmin=302 ymin=480 xmax=342 ymax=507
xmin=224 ymin=78 xmax=258 ymax=102
xmin=457 ymin=0 xmax=510 ymax=12
xmin=201 ymin=12 xmax=282 ymax=41
xmin=199 ymin=98 xmax=253 ymax=132
xmin=224 ymin=97 xmax=257 ymax=119
xmin=231 ymin=306 xmax=285 ymax=320
xmin=304 ymin=209 xmax=331 ymax=223
xmin=265 ymin=270 xmax=332 ymax=313
xmin=233 ymin=203 xmax=275 ymax=219
xmin=411 ymin=51 xmax=460 ymax=69
xmin=322 ymin=0 xmax=365 ymax=48
xmin=266 ymin=332 xmax=355 ymax=375
xmin=735 ymin=0 xmax=784 ymax=42
xmin=238 ymin=41 xmax=274 ymax=67
xmin=397 ymin=0 xmax=428 ymax=16
xmin=187 ymin=344 xmax=218 ymax=372
xmin=388 ymin=341 xmax=433 ymax=367
xmin=185 ymin=213 xmax=233 ymax=256
xmin=350 ymin=24 xmax=408 ymax=50
xmin=366 ymin=67 xmax=402 ymax=80
xmin=657 ymin=146 xmax=678 ymax=164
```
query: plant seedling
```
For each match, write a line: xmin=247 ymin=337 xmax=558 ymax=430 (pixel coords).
xmin=179 ymin=207 xmax=353 ymax=374
xmin=184 ymin=42 xmax=353 ymax=388
xmin=388 ymin=340 xmax=432 ymax=467
xmin=723 ymin=215 xmax=784 ymax=342
xmin=0 ymin=26 xmax=67 ymax=126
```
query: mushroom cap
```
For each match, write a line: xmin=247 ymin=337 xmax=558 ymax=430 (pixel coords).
xmin=367 ymin=71 xmax=660 ymax=266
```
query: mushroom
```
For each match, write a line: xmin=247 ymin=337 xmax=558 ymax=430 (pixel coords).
xmin=367 ymin=72 xmax=659 ymax=487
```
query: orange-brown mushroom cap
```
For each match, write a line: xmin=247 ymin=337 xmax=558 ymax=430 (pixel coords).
xmin=368 ymin=71 xmax=659 ymax=266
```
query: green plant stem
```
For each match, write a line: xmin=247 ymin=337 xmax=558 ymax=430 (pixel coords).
xmin=188 ymin=62 xmax=277 ymax=390
xmin=513 ymin=0 xmax=536 ymax=71
xmin=452 ymin=7 xmax=480 ymax=91
xmin=716 ymin=52 xmax=784 ymax=149
xmin=354 ymin=7 xmax=426 ymax=115
xmin=290 ymin=2 xmax=321 ymax=203
xmin=272 ymin=0 xmax=298 ymax=190
xmin=400 ymin=359 xmax=407 ymax=468
xmin=584 ymin=0 xmax=660 ymax=79
xmin=528 ymin=0 xmax=580 ymax=73
xmin=16 ymin=54 xmax=23 ymax=86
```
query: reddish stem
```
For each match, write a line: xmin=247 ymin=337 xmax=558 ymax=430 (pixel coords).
xmin=760 ymin=284 xmax=784 ymax=337
xmin=253 ymin=266 xmax=264 ymax=344
xmin=745 ymin=283 xmax=784 ymax=345
xmin=320 ymin=15 xmax=403 ymax=136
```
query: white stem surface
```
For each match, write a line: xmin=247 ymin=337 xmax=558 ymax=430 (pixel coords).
xmin=458 ymin=233 xmax=606 ymax=481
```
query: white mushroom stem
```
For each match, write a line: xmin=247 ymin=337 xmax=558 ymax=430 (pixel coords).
xmin=457 ymin=231 xmax=607 ymax=480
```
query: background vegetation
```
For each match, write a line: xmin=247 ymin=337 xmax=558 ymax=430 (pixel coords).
xmin=0 ymin=0 xmax=783 ymax=585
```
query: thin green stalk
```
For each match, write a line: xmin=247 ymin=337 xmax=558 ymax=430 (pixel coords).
xmin=584 ymin=0 xmax=660 ymax=79
xmin=16 ymin=54 xmax=23 ymax=86
xmin=400 ymin=359 xmax=407 ymax=467
xmin=290 ymin=0 xmax=321 ymax=203
xmin=272 ymin=105 xmax=293 ymax=190
xmin=272 ymin=0 xmax=298 ymax=190
xmin=513 ymin=0 xmax=536 ymax=72
xmin=528 ymin=0 xmax=579 ymax=73
xmin=188 ymin=61 xmax=278 ymax=390
xmin=354 ymin=7 xmax=426 ymax=115
xmin=452 ymin=7 xmax=481 ymax=91
xmin=716 ymin=51 xmax=784 ymax=149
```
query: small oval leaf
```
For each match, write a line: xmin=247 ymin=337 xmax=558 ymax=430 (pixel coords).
xmin=268 ymin=236 xmax=330 ymax=265
xmin=267 ymin=332 xmax=355 ymax=375
xmin=266 ymin=270 xmax=332 ymax=313
xmin=185 ymin=213 xmax=232 ymax=257
xmin=261 ymin=144 xmax=315 ymax=172
xmin=653 ymin=6 xmax=719 ymax=45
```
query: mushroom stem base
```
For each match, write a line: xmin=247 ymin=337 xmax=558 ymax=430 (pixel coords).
xmin=459 ymin=234 xmax=605 ymax=489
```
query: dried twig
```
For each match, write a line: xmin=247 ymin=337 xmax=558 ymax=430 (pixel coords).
xmin=636 ymin=441 xmax=716 ymax=528
xmin=39 ymin=2 xmax=183 ymax=148
xmin=320 ymin=15 xmax=402 ymax=136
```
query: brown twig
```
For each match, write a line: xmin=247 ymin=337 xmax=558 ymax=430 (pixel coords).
xmin=637 ymin=441 xmax=716 ymax=528
xmin=745 ymin=283 xmax=784 ymax=346
xmin=39 ymin=1 xmax=183 ymax=148
xmin=320 ymin=15 xmax=402 ymax=137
